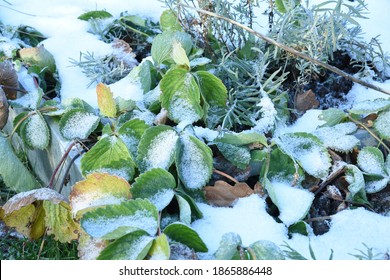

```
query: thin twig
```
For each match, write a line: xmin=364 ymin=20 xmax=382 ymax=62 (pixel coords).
xmin=178 ymin=4 xmax=390 ymax=96
xmin=213 ymin=169 xmax=239 ymax=184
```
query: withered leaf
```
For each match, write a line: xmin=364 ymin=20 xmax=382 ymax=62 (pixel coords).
xmin=0 ymin=87 xmax=9 ymax=129
xmin=204 ymin=180 xmax=254 ymax=207
xmin=295 ymin=89 xmax=319 ymax=113
xmin=0 ymin=60 xmax=18 ymax=100
xmin=2 ymin=188 xmax=67 ymax=215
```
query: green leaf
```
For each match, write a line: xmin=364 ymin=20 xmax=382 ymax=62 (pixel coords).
xmin=9 ymin=88 xmax=43 ymax=110
xmin=118 ymin=118 xmax=149 ymax=159
xmin=148 ymin=234 xmax=170 ymax=260
xmin=248 ymin=240 xmax=286 ymax=260
xmin=160 ymin=10 xmax=182 ymax=32
xmin=62 ymin=97 xmax=96 ymax=113
xmin=175 ymin=190 xmax=203 ymax=220
xmin=20 ymin=111 xmax=50 ymax=150
xmin=214 ymin=232 xmax=242 ymax=260
xmin=137 ymin=125 xmax=178 ymax=173
xmin=163 ymin=222 xmax=208 ymax=252
xmin=43 ymin=201 xmax=80 ymax=243
xmin=69 ymin=173 xmax=131 ymax=216
xmin=59 ymin=109 xmax=100 ymax=140
xmin=319 ymin=108 xmax=347 ymax=127
xmin=151 ymin=31 xmax=192 ymax=65
xmin=78 ymin=10 xmax=113 ymax=21
xmin=97 ymin=230 xmax=154 ymax=260
xmin=0 ymin=134 xmax=39 ymax=192
xmin=80 ymin=136 xmax=136 ymax=181
xmin=175 ymin=194 xmax=191 ymax=225
xmin=364 ymin=175 xmax=389 ymax=194
xmin=195 ymin=70 xmax=227 ymax=109
xmin=276 ymin=132 xmax=331 ymax=178
xmin=215 ymin=132 xmax=267 ymax=146
xmin=288 ymin=221 xmax=309 ymax=236
xmin=127 ymin=61 xmax=155 ymax=94
xmin=131 ymin=168 xmax=176 ymax=211
xmin=216 ymin=142 xmax=251 ymax=169
xmin=176 ymin=135 xmax=213 ymax=190
xmin=374 ymin=110 xmax=390 ymax=139
xmin=357 ymin=147 xmax=386 ymax=176
xmin=160 ymin=68 xmax=203 ymax=124
xmin=115 ymin=97 xmax=136 ymax=113
xmin=261 ymin=148 xmax=301 ymax=182
xmin=81 ymin=199 xmax=159 ymax=239
xmin=96 ymin=83 xmax=117 ymax=117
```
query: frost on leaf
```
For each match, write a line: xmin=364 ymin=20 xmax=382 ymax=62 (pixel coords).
xmin=374 ymin=110 xmax=390 ymax=139
xmin=214 ymin=232 xmax=242 ymax=260
xmin=216 ymin=142 xmax=251 ymax=169
xmin=80 ymin=199 xmax=158 ymax=239
xmin=248 ymin=240 xmax=285 ymax=260
xmin=131 ymin=168 xmax=176 ymax=211
xmin=160 ymin=68 xmax=203 ymax=124
xmin=349 ymin=98 xmax=390 ymax=115
xmin=137 ymin=125 xmax=179 ymax=173
xmin=276 ymin=132 xmax=331 ymax=178
xmin=356 ymin=147 xmax=389 ymax=193
xmin=80 ymin=136 xmax=136 ymax=181
xmin=59 ymin=109 xmax=99 ymax=140
xmin=314 ymin=122 xmax=359 ymax=152
xmin=69 ymin=173 xmax=131 ymax=217
xmin=118 ymin=118 xmax=149 ymax=159
xmin=2 ymin=187 xmax=66 ymax=215
xmin=251 ymin=94 xmax=277 ymax=134
xmin=176 ymin=134 xmax=213 ymax=190
xmin=21 ymin=112 xmax=50 ymax=150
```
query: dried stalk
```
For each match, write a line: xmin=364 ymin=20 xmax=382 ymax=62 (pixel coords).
xmin=178 ymin=4 xmax=390 ymax=95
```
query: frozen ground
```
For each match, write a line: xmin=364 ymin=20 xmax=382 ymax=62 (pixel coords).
xmin=1 ymin=0 xmax=390 ymax=259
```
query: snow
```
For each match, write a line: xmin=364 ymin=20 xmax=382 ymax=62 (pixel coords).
xmin=2 ymin=0 xmax=390 ymax=261
xmin=147 ymin=189 xmax=175 ymax=212
xmin=251 ymin=94 xmax=277 ymax=134
xmin=314 ymin=122 xmax=359 ymax=152
xmin=269 ymin=181 xmax=315 ymax=227
xmin=82 ymin=210 xmax=158 ymax=238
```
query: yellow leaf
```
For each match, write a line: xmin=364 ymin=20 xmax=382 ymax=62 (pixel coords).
xmin=43 ymin=201 xmax=80 ymax=243
xmin=171 ymin=41 xmax=190 ymax=68
xmin=69 ymin=173 xmax=131 ymax=217
xmin=30 ymin=203 xmax=46 ymax=240
xmin=3 ymin=204 xmax=35 ymax=237
xmin=96 ymin=83 xmax=117 ymax=118
xmin=148 ymin=234 xmax=170 ymax=260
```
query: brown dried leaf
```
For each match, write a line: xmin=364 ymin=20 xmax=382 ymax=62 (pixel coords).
xmin=2 ymin=188 xmax=67 ymax=215
xmin=204 ymin=180 xmax=254 ymax=207
xmin=0 ymin=60 xmax=18 ymax=100
xmin=295 ymin=89 xmax=319 ymax=113
xmin=154 ymin=108 xmax=168 ymax=125
xmin=0 ymin=87 xmax=9 ymax=129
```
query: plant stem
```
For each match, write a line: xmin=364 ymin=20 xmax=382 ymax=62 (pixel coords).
xmin=348 ymin=115 xmax=390 ymax=154
xmin=48 ymin=141 xmax=78 ymax=189
xmin=8 ymin=111 xmax=36 ymax=140
xmin=213 ymin=169 xmax=239 ymax=184
xmin=178 ymin=4 xmax=390 ymax=96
